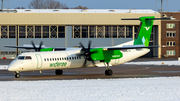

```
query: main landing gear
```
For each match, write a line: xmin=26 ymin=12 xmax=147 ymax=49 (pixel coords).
xmin=15 ymin=71 xmax=20 ymax=78
xmin=55 ymin=69 xmax=63 ymax=75
xmin=105 ymin=62 xmax=113 ymax=76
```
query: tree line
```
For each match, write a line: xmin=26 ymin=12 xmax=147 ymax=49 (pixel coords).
xmin=16 ymin=0 xmax=88 ymax=9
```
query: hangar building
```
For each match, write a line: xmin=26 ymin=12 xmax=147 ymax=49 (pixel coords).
xmin=0 ymin=9 xmax=161 ymax=59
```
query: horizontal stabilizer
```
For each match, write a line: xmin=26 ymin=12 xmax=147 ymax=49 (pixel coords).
xmin=121 ymin=18 xmax=175 ymax=20
xmin=103 ymin=45 xmax=159 ymax=51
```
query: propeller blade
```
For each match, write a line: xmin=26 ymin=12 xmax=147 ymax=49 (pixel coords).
xmin=38 ymin=41 xmax=43 ymax=51
xmin=88 ymin=40 xmax=91 ymax=51
xmin=91 ymin=60 xmax=95 ymax=66
xmin=83 ymin=58 xmax=87 ymax=67
xmin=31 ymin=41 xmax=37 ymax=51
xmin=79 ymin=42 xmax=85 ymax=51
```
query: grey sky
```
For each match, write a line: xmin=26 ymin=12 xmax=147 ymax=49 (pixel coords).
xmin=2 ymin=0 xmax=180 ymax=12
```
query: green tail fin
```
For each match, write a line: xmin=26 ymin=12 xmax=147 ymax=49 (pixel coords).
xmin=133 ymin=16 xmax=155 ymax=46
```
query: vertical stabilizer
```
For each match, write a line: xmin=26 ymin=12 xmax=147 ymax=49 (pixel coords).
xmin=133 ymin=16 xmax=154 ymax=46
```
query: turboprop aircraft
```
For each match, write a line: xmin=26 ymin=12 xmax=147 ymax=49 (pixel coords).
xmin=5 ymin=16 xmax=171 ymax=78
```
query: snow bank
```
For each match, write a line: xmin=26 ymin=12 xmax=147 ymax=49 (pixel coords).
xmin=0 ymin=65 xmax=8 ymax=70
xmin=0 ymin=77 xmax=180 ymax=101
xmin=125 ymin=61 xmax=180 ymax=66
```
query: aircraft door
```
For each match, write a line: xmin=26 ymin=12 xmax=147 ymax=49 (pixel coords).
xmin=35 ymin=54 xmax=43 ymax=69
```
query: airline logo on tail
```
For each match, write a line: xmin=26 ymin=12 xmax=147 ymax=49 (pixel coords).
xmin=144 ymin=26 xmax=151 ymax=31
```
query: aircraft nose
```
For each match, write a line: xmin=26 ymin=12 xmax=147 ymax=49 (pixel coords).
xmin=8 ymin=65 xmax=16 ymax=71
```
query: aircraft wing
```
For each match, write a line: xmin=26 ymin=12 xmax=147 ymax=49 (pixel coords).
xmin=103 ymin=45 xmax=159 ymax=51
xmin=4 ymin=45 xmax=66 ymax=50
xmin=4 ymin=45 xmax=40 ymax=49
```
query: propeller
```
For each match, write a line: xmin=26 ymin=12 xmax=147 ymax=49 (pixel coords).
xmin=78 ymin=40 xmax=96 ymax=67
xmin=31 ymin=41 xmax=43 ymax=52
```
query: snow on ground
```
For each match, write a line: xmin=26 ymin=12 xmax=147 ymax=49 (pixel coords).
xmin=0 ymin=65 xmax=8 ymax=70
xmin=125 ymin=61 xmax=180 ymax=66
xmin=1 ymin=77 xmax=180 ymax=101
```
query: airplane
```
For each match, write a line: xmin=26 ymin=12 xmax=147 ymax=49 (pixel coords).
xmin=4 ymin=16 xmax=171 ymax=78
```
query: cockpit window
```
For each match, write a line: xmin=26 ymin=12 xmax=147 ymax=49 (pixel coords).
xmin=18 ymin=56 xmax=25 ymax=60
xmin=17 ymin=56 xmax=32 ymax=60
xmin=25 ymin=56 xmax=32 ymax=60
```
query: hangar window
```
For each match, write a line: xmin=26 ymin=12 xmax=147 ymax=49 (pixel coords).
xmin=134 ymin=26 xmax=139 ymax=39
xmin=89 ymin=26 xmax=96 ymax=38
xmin=9 ymin=26 xmax=16 ymax=38
xmin=118 ymin=26 xmax=125 ymax=38
xmin=82 ymin=26 xmax=88 ymax=38
xmin=74 ymin=26 xmax=80 ymax=38
xmin=35 ymin=26 xmax=41 ymax=38
xmin=126 ymin=26 xmax=132 ymax=38
xmin=112 ymin=26 xmax=117 ymax=38
xmin=1 ymin=26 xmax=8 ymax=38
xmin=27 ymin=26 xmax=34 ymax=38
xmin=105 ymin=26 xmax=111 ymax=38
xmin=97 ymin=26 xmax=104 ymax=38
xmin=43 ymin=26 xmax=49 ymax=38
xmin=58 ymin=26 xmax=65 ymax=38
xmin=19 ymin=26 xmax=26 ymax=38
xmin=50 ymin=26 xmax=57 ymax=38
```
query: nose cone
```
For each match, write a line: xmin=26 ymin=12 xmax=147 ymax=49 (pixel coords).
xmin=8 ymin=65 xmax=17 ymax=71
xmin=8 ymin=61 xmax=19 ymax=71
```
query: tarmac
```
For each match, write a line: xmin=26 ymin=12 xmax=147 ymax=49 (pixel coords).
xmin=0 ymin=58 xmax=180 ymax=81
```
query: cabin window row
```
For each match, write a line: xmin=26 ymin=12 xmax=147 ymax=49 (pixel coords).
xmin=44 ymin=57 xmax=81 ymax=61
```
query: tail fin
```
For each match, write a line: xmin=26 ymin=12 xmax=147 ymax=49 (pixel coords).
xmin=133 ymin=16 xmax=154 ymax=46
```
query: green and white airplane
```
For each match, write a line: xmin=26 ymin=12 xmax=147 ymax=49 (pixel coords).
xmin=5 ymin=16 xmax=165 ymax=78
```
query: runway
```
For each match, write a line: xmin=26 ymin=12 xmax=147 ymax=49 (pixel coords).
xmin=1 ymin=63 xmax=180 ymax=81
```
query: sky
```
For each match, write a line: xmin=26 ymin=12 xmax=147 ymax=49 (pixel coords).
xmin=1 ymin=0 xmax=180 ymax=12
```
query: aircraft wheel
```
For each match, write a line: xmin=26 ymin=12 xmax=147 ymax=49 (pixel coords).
xmin=15 ymin=73 xmax=20 ymax=78
xmin=105 ymin=69 xmax=113 ymax=76
xmin=55 ymin=70 xmax=63 ymax=75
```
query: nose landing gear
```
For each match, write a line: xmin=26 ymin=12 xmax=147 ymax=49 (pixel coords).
xmin=15 ymin=71 xmax=20 ymax=78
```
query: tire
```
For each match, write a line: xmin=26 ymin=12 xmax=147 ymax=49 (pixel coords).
xmin=55 ymin=70 xmax=63 ymax=75
xmin=105 ymin=69 xmax=113 ymax=76
xmin=15 ymin=73 xmax=20 ymax=78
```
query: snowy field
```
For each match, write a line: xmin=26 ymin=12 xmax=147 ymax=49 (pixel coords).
xmin=1 ymin=61 xmax=180 ymax=100
xmin=0 ymin=77 xmax=180 ymax=101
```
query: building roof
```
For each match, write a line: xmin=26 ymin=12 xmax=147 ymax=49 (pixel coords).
xmin=2 ymin=9 xmax=159 ymax=14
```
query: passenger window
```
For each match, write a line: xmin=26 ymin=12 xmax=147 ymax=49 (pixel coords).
xmin=79 ymin=57 xmax=81 ymax=59
xmin=50 ymin=58 xmax=52 ymax=61
xmin=60 ymin=58 xmax=61 ymax=60
xmin=64 ymin=58 xmax=66 ymax=60
xmin=67 ymin=57 xmax=68 ymax=60
xmin=77 ymin=57 xmax=78 ymax=59
xmin=74 ymin=57 xmax=76 ymax=60
xmin=55 ymin=58 xmax=57 ymax=61
xmin=52 ymin=58 xmax=54 ymax=61
xmin=47 ymin=58 xmax=49 ymax=61
xmin=69 ymin=57 xmax=71 ymax=60
xmin=72 ymin=57 xmax=74 ymax=60
xmin=62 ymin=58 xmax=64 ymax=60
xmin=57 ymin=58 xmax=59 ymax=60
xmin=44 ymin=58 xmax=46 ymax=61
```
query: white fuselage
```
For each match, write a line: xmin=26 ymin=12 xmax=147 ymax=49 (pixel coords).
xmin=8 ymin=48 xmax=150 ymax=72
